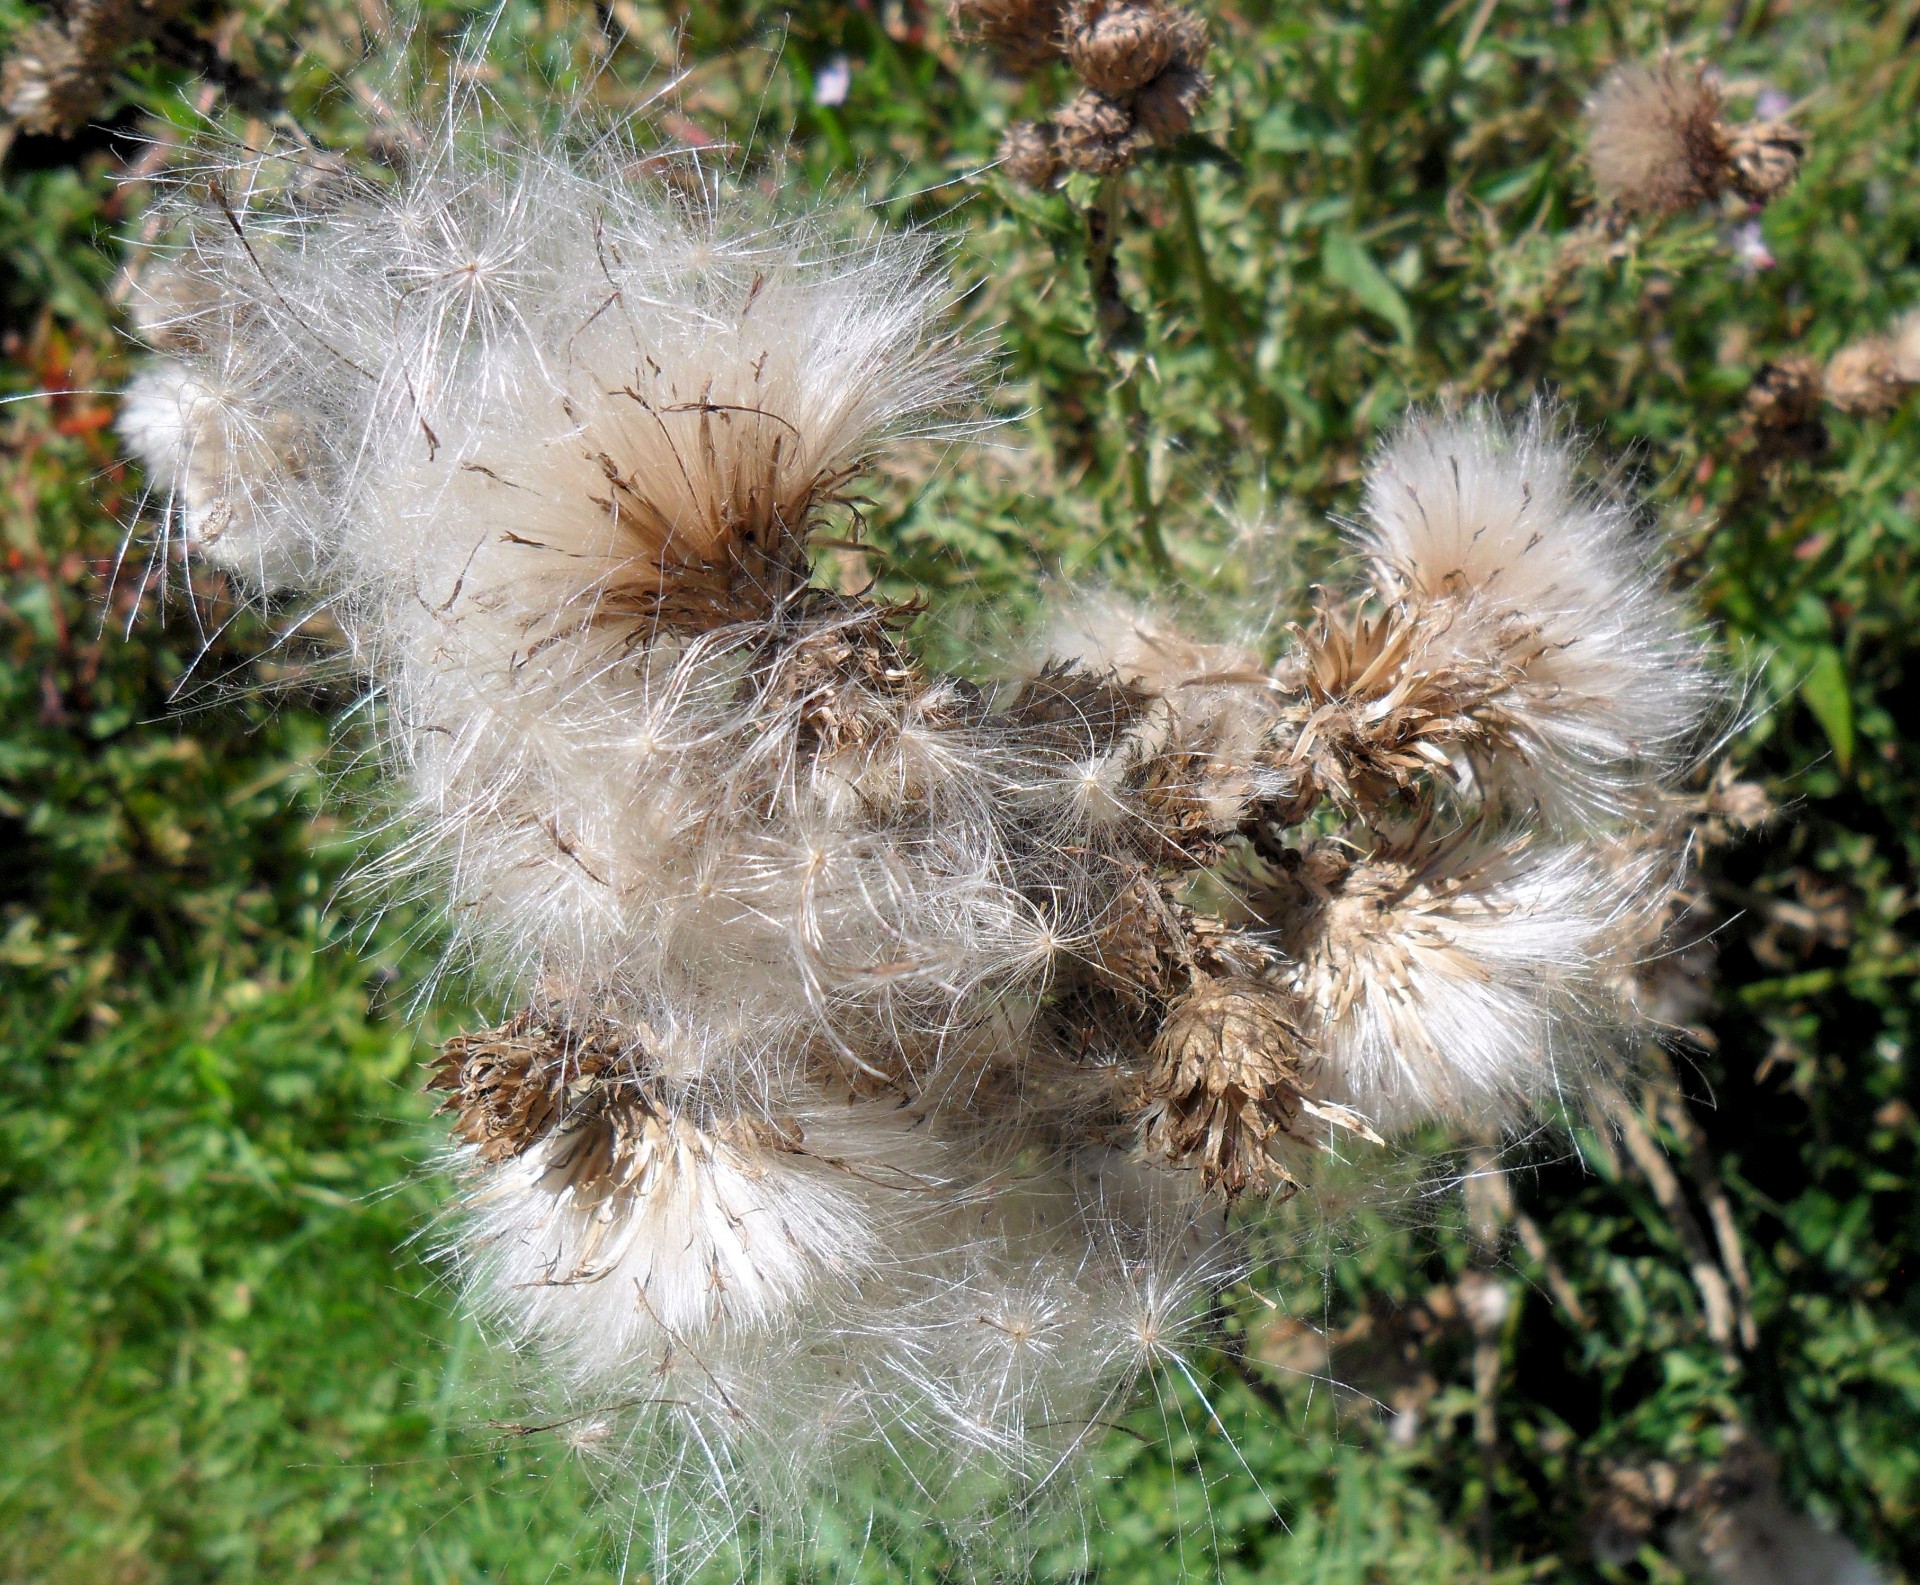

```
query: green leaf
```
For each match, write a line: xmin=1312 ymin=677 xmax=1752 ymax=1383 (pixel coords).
xmin=1800 ymin=644 xmax=1856 ymax=774
xmin=1321 ymin=229 xmax=1415 ymax=345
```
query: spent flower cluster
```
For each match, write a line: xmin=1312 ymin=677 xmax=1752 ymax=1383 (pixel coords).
xmin=122 ymin=103 xmax=1720 ymax=1569
xmin=951 ymin=0 xmax=1211 ymax=185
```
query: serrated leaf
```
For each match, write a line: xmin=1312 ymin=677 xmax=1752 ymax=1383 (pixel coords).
xmin=1321 ymin=229 xmax=1415 ymax=345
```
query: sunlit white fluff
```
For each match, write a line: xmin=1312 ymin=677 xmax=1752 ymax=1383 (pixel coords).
xmin=1266 ymin=825 xmax=1667 ymax=1132
xmin=118 ymin=85 xmax=1728 ymax=1582
xmin=1357 ymin=404 xmax=1718 ymax=828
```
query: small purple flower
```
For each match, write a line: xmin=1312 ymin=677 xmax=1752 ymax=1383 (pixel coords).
xmin=814 ymin=54 xmax=852 ymax=108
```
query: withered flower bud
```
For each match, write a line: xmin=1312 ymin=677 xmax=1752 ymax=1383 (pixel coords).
xmin=1135 ymin=976 xmax=1309 ymax=1199
xmin=1064 ymin=0 xmax=1176 ymax=97
xmin=1724 ymin=117 xmax=1804 ymax=206
xmin=1054 ymin=88 xmax=1139 ymax=175
xmin=1133 ymin=60 xmax=1212 ymax=144
xmin=948 ymin=0 xmax=1068 ymax=74
xmin=1824 ymin=337 xmax=1911 ymax=416
xmin=998 ymin=119 xmax=1059 ymax=188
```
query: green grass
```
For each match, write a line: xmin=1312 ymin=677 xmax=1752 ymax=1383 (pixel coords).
xmin=4 ymin=0 xmax=1920 ymax=1579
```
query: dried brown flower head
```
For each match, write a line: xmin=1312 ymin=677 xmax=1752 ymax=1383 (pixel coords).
xmin=1273 ymin=597 xmax=1519 ymax=821
xmin=1586 ymin=58 xmax=1730 ymax=217
xmin=1054 ymin=88 xmax=1139 ymax=175
xmin=948 ymin=0 xmax=1068 ymax=74
xmin=1064 ymin=0 xmax=1177 ymax=97
xmin=2 ymin=0 xmax=190 ymax=138
xmin=1132 ymin=60 xmax=1211 ymax=143
xmin=1741 ymin=356 xmax=1823 ymax=434
xmin=997 ymin=119 xmax=1059 ymax=188
xmin=1823 ymin=337 xmax=1910 ymax=416
xmin=430 ymin=1011 xmax=629 ymax=1163
xmin=1135 ymin=976 xmax=1309 ymax=1198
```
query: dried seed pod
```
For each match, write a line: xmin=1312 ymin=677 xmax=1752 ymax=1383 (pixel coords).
xmin=1064 ymin=0 xmax=1176 ymax=97
xmin=1135 ymin=976 xmax=1310 ymax=1199
xmin=1132 ymin=60 xmax=1211 ymax=143
xmin=1054 ymin=88 xmax=1139 ymax=175
xmin=1586 ymin=58 xmax=1730 ymax=217
xmin=948 ymin=0 xmax=1068 ymax=74
xmin=998 ymin=119 xmax=1059 ymax=187
xmin=1741 ymin=356 xmax=1823 ymax=434
xmin=1272 ymin=597 xmax=1520 ymax=820
xmin=1823 ymin=337 xmax=1909 ymax=416
xmin=1723 ymin=116 xmax=1804 ymax=206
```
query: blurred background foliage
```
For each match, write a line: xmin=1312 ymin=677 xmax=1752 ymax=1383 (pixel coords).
xmin=2 ymin=0 xmax=1919 ymax=1580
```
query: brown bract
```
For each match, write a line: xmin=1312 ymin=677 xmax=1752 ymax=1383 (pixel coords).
xmin=1273 ymin=597 xmax=1518 ymax=821
xmin=1 ymin=0 xmax=190 ymax=137
xmin=431 ymin=1010 xmax=800 ymax=1192
xmin=1134 ymin=976 xmax=1310 ymax=1198
xmin=429 ymin=1011 xmax=631 ymax=1164
xmin=750 ymin=592 xmax=933 ymax=755
xmin=579 ymin=392 xmax=853 ymax=636
xmin=1723 ymin=117 xmax=1804 ymax=205
xmin=1586 ymin=59 xmax=1730 ymax=217
xmin=1742 ymin=356 xmax=1823 ymax=435
xmin=1132 ymin=60 xmax=1211 ymax=143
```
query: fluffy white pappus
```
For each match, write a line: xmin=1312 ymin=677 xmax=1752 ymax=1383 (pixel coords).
xmin=118 ymin=349 xmax=333 ymax=593
xmin=129 ymin=114 xmax=980 ymax=624
xmin=525 ymin=1141 xmax=1235 ymax=1578
xmin=1357 ymin=405 xmax=1720 ymax=828
xmin=1269 ymin=825 xmax=1670 ymax=1133
xmin=453 ymin=1083 xmax=955 ymax=1394
xmin=1032 ymin=601 xmax=1291 ymax=840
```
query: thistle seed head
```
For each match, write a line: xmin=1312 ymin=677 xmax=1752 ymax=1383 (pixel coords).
xmin=948 ymin=0 xmax=1069 ymax=73
xmin=1742 ymin=355 xmax=1824 ymax=434
xmin=1823 ymin=337 xmax=1910 ymax=416
xmin=1064 ymin=0 xmax=1177 ymax=97
xmin=1586 ymin=58 xmax=1730 ymax=217
xmin=1054 ymin=89 xmax=1140 ymax=175
xmin=997 ymin=119 xmax=1060 ymax=188
xmin=1132 ymin=60 xmax=1211 ymax=143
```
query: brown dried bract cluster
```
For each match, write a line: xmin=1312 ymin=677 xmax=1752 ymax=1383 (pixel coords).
xmin=948 ymin=0 xmax=1070 ymax=74
xmin=749 ymin=592 xmax=933 ymax=754
xmin=1586 ymin=57 xmax=1803 ymax=218
xmin=429 ymin=1010 xmax=631 ymax=1164
xmin=431 ymin=1010 xmax=799 ymax=1195
xmin=1745 ymin=315 xmax=1920 ymax=437
xmin=984 ymin=0 xmax=1212 ymax=187
xmin=1822 ymin=336 xmax=1913 ymax=416
xmin=1273 ymin=597 xmax=1519 ymax=821
xmin=1134 ymin=977 xmax=1310 ymax=1198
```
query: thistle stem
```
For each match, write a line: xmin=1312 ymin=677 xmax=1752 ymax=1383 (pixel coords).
xmin=1167 ymin=165 xmax=1280 ymax=440
xmin=1085 ymin=184 xmax=1169 ymax=573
